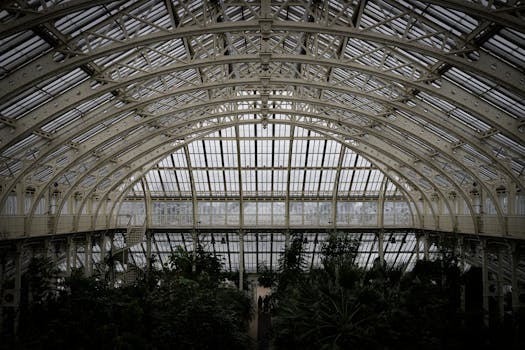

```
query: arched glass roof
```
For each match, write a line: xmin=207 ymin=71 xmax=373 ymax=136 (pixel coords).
xmin=132 ymin=124 xmax=403 ymax=199
xmin=0 ymin=0 xmax=524 ymax=237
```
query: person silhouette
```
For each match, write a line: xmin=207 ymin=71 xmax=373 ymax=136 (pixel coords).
xmin=258 ymin=295 xmax=263 ymax=311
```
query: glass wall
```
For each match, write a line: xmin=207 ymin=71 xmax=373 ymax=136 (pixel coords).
xmin=152 ymin=201 xmax=192 ymax=226
xmin=336 ymin=201 xmax=377 ymax=225
xmin=383 ymin=201 xmax=412 ymax=225
xmin=129 ymin=230 xmax=437 ymax=273
xmin=122 ymin=199 xmax=417 ymax=228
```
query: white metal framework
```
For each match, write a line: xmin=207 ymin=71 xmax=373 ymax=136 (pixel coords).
xmin=0 ymin=0 xmax=523 ymax=241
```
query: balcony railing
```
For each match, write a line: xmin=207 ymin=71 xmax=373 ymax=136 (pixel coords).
xmin=0 ymin=213 xmax=524 ymax=240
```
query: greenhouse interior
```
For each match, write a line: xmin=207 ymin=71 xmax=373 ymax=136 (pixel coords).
xmin=0 ymin=0 xmax=524 ymax=348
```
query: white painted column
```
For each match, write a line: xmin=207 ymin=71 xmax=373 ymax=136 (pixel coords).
xmin=423 ymin=232 xmax=430 ymax=260
xmin=376 ymin=231 xmax=384 ymax=265
xmin=14 ymin=243 xmax=23 ymax=334
xmin=239 ymin=230 xmax=245 ymax=291
xmin=481 ymin=240 xmax=490 ymax=327
xmin=497 ymin=248 xmax=505 ymax=322
xmin=511 ymin=243 xmax=520 ymax=317
xmin=84 ymin=233 xmax=92 ymax=277
xmin=146 ymin=230 xmax=152 ymax=273
xmin=66 ymin=236 xmax=72 ymax=276
xmin=415 ymin=234 xmax=420 ymax=261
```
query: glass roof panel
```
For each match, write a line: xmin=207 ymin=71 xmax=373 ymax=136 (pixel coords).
xmin=1 ymin=0 xmax=524 ymax=236
xmin=134 ymin=124 xmax=402 ymax=200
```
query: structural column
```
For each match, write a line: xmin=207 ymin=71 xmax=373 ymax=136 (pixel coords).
xmin=458 ymin=237 xmax=466 ymax=311
xmin=16 ymin=183 xmax=24 ymax=216
xmin=146 ymin=230 xmax=152 ymax=273
xmin=423 ymin=232 xmax=430 ymax=260
xmin=507 ymin=185 xmax=516 ymax=216
xmin=511 ymin=242 xmax=521 ymax=317
xmin=415 ymin=233 xmax=420 ymax=261
xmin=497 ymin=247 xmax=505 ymax=322
xmin=71 ymin=239 xmax=77 ymax=269
xmin=13 ymin=242 xmax=22 ymax=335
xmin=109 ymin=233 xmax=115 ymax=283
xmin=239 ymin=229 xmax=244 ymax=291
xmin=481 ymin=239 xmax=490 ymax=327
xmin=66 ymin=236 xmax=72 ymax=276
xmin=0 ymin=252 xmax=4 ymax=333
xmin=458 ymin=237 xmax=465 ymax=272
xmin=100 ymin=233 xmax=106 ymax=263
xmin=376 ymin=231 xmax=384 ymax=265
xmin=191 ymin=229 xmax=198 ymax=273
xmin=84 ymin=233 xmax=92 ymax=277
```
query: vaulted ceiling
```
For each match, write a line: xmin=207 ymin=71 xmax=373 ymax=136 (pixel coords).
xmin=0 ymin=0 xmax=524 ymax=229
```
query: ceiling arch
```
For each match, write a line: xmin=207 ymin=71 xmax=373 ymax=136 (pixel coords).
xmin=0 ymin=85 xmax=520 ymax=208
xmin=1 ymin=8 xmax=523 ymax=102
xmin=54 ymin=117 xmax=481 ymax=233
xmin=14 ymin=107 xmax=468 ymax=204
xmin=1 ymin=0 xmax=523 ymax=237
xmin=85 ymin=121 xmax=432 ymax=231
xmin=54 ymin=109 xmax=482 ymax=212
xmin=1 ymin=52 xmax=522 ymax=149
xmin=0 ymin=98 xmax=512 ymax=232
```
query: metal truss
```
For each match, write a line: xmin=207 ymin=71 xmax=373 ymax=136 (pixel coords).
xmin=4 ymin=52 xmax=521 ymax=145
xmin=50 ymin=113 xmax=489 ymax=235
xmin=0 ymin=0 xmax=126 ymax=39
xmin=87 ymin=120 xmax=433 ymax=232
xmin=0 ymin=102 xmax=517 ymax=237
xmin=419 ymin=0 xmax=525 ymax=32
xmin=1 ymin=0 xmax=524 ymax=240
xmin=1 ymin=83 xmax=520 ymax=210
xmin=0 ymin=63 xmax=521 ymax=190
xmin=1 ymin=3 xmax=523 ymax=100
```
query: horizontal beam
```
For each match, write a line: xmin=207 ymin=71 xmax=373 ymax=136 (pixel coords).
xmin=1 ymin=54 xmax=521 ymax=156
xmin=0 ymin=0 xmax=122 ymax=39
xmin=421 ymin=0 xmax=525 ymax=33
xmin=2 ymin=20 xmax=522 ymax=105
xmin=2 ymin=91 xmax=520 ymax=214
xmin=61 ymin=117 xmax=455 ymax=224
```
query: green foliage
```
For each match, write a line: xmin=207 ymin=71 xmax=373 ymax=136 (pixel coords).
xmin=321 ymin=233 xmax=359 ymax=269
xmin=270 ymin=234 xmax=509 ymax=350
xmin=279 ymin=234 xmax=307 ymax=272
xmin=150 ymin=275 xmax=252 ymax=350
xmin=272 ymin=269 xmax=378 ymax=350
xmin=320 ymin=233 xmax=359 ymax=288
xmin=273 ymin=234 xmax=375 ymax=349
xmin=257 ymin=264 xmax=276 ymax=288
xmin=3 ymin=248 xmax=253 ymax=350
xmin=276 ymin=234 xmax=308 ymax=294
xmin=166 ymin=245 xmax=224 ymax=287
xmin=22 ymin=256 xmax=59 ymax=304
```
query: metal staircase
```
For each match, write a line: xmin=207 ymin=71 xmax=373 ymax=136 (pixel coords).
xmin=111 ymin=217 xmax=147 ymax=284
xmin=126 ymin=226 xmax=145 ymax=246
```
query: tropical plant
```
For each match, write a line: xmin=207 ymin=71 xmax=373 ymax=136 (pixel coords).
xmin=320 ymin=233 xmax=359 ymax=288
xmin=4 ymin=246 xmax=253 ymax=350
xmin=276 ymin=234 xmax=308 ymax=294
xmin=257 ymin=263 xmax=276 ymax=288
xmin=269 ymin=233 xmax=506 ymax=350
